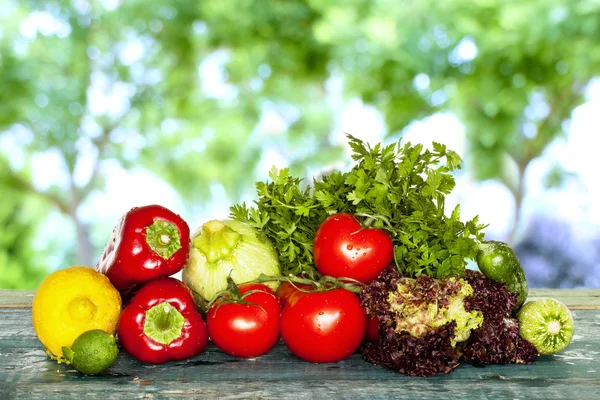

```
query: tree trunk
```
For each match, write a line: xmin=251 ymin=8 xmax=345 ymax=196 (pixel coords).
xmin=67 ymin=196 xmax=95 ymax=268
xmin=74 ymin=218 xmax=95 ymax=267
xmin=508 ymin=160 xmax=529 ymax=246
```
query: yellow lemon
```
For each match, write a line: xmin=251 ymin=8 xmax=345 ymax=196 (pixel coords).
xmin=32 ymin=266 xmax=122 ymax=357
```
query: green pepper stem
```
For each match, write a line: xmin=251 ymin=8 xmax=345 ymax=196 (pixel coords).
xmin=146 ymin=220 xmax=182 ymax=260
xmin=155 ymin=304 xmax=174 ymax=330
xmin=143 ymin=301 xmax=186 ymax=345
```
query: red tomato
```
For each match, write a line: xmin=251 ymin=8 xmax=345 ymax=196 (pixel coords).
xmin=313 ymin=213 xmax=394 ymax=284
xmin=206 ymin=283 xmax=281 ymax=358
xmin=280 ymin=288 xmax=367 ymax=363
xmin=276 ymin=281 xmax=313 ymax=306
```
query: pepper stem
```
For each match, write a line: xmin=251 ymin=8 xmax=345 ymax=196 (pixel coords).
xmin=160 ymin=234 xmax=171 ymax=245
xmin=146 ymin=220 xmax=182 ymax=260
xmin=155 ymin=304 xmax=174 ymax=330
xmin=143 ymin=301 xmax=186 ymax=345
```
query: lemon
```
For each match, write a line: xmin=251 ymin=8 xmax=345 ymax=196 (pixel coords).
xmin=62 ymin=330 xmax=119 ymax=375
xmin=32 ymin=266 xmax=122 ymax=357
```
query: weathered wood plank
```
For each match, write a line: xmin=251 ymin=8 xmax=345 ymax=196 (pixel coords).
xmin=0 ymin=290 xmax=34 ymax=308
xmin=2 ymin=289 xmax=600 ymax=309
xmin=4 ymin=379 xmax=600 ymax=400
xmin=528 ymin=289 xmax=600 ymax=309
xmin=1 ymin=308 xmax=599 ymax=399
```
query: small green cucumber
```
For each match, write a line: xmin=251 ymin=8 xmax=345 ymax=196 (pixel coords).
xmin=476 ymin=240 xmax=528 ymax=307
xmin=517 ymin=298 xmax=574 ymax=355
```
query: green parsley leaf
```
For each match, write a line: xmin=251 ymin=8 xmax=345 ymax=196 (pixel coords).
xmin=230 ymin=134 xmax=487 ymax=278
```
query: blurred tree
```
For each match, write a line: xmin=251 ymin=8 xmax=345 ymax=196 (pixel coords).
xmin=201 ymin=0 xmax=600 ymax=242
xmin=0 ymin=0 xmax=341 ymax=271
xmin=322 ymin=0 xmax=600 ymax=242
xmin=1 ymin=0 xmax=599 ymax=287
xmin=0 ymin=158 xmax=49 ymax=289
xmin=515 ymin=216 xmax=600 ymax=288
xmin=439 ymin=0 xmax=599 ymax=242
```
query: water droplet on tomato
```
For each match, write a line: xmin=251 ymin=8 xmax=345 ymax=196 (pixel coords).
xmin=346 ymin=244 xmax=353 ymax=250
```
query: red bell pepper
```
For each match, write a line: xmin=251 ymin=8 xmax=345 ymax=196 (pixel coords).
xmin=117 ymin=277 xmax=208 ymax=364
xmin=96 ymin=204 xmax=190 ymax=293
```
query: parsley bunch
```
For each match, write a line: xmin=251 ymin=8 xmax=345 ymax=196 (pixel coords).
xmin=230 ymin=135 xmax=486 ymax=278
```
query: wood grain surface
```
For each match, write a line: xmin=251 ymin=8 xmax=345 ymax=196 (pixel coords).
xmin=1 ymin=290 xmax=599 ymax=400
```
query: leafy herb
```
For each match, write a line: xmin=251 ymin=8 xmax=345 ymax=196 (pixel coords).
xmin=230 ymin=134 xmax=486 ymax=278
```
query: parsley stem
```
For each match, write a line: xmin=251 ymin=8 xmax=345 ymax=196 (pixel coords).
xmin=354 ymin=212 xmax=406 ymax=237
xmin=265 ymin=191 xmax=319 ymax=212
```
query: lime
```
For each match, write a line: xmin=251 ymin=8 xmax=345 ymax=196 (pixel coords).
xmin=61 ymin=330 xmax=119 ymax=375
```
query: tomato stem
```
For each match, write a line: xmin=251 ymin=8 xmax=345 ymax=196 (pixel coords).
xmin=249 ymin=273 xmax=364 ymax=294
xmin=225 ymin=276 xmax=242 ymax=299
xmin=205 ymin=277 xmax=273 ymax=313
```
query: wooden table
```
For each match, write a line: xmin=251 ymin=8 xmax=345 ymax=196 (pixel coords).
xmin=1 ymin=289 xmax=599 ymax=399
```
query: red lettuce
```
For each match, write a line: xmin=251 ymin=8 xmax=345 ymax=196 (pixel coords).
xmin=360 ymin=267 xmax=537 ymax=377
xmin=462 ymin=269 xmax=538 ymax=365
xmin=362 ymin=323 xmax=460 ymax=376
xmin=360 ymin=267 xmax=462 ymax=376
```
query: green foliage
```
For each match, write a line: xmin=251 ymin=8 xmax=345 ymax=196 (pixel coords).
xmin=1 ymin=0 xmax=599 ymax=287
xmin=231 ymin=135 xmax=486 ymax=278
xmin=201 ymin=0 xmax=331 ymax=82
xmin=442 ymin=0 xmax=598 ymax=182
xmin=0 ymin=159 xmax=49 ymax=289
xmin=0 ymin=47 xmax=31 ymax=126
xmin=323 ymin=0 xmax=599 ymax=170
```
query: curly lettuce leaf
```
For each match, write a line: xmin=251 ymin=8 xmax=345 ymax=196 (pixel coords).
xmin=360 ymin=267 xmax=537 ymax=376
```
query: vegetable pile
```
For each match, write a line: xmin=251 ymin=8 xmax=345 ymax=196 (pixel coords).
xmin=31 ymin=134 xmax=575 ymax=377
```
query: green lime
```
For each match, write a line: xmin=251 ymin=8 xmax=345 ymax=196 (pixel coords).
xmin=61 ymin=329 xmax=119 ymax=375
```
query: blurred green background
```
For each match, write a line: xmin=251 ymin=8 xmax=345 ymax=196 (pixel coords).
xmin=1 ymin=0 xmax=599 ymax=289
